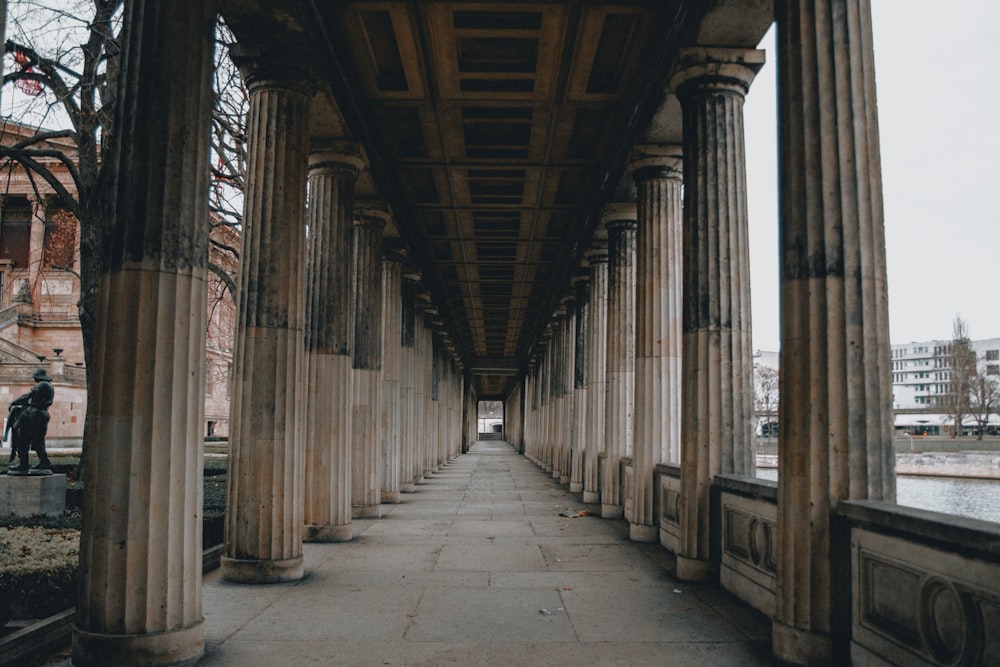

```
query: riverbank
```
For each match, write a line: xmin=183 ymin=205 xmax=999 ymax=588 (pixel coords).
xmin=756 ymin=450 xmax=1000 ymax=480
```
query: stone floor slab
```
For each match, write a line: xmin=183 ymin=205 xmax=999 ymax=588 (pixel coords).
xmin=199 ymin=440 xmax=777 ymax=666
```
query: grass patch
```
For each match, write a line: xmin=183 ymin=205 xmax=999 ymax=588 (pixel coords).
xmin=0 ymin=526 xmax=79 ymax=626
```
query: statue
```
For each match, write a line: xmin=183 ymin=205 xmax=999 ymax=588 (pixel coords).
xmin=5 ymin=368 xmax=54 ymax=475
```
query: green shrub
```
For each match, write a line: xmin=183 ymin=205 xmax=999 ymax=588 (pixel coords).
xmin=0 ymin=526 xmax=79 ymax=625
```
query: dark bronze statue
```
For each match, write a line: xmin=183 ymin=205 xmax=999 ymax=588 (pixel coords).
xmin=5 ymin=368 xmax=54 ymax=475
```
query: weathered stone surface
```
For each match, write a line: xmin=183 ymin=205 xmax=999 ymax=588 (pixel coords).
xmin=224 ymin=62 xmax=314 ymax=584
xmin=629 ymin=144 xmax=683 ymax=543
xmin=672 ymin=48 xmax=761 ymax=576
xmin=772 ymin=2 xmax=895 ymax=663
xmin=601 ymin=205 xmax=636 ymax=519
xmin=0 ymin=473 xmax=65 ymax=516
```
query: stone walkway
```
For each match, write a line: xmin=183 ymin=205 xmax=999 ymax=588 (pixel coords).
xmin=199 ymin=441 xmax=776 ymax=666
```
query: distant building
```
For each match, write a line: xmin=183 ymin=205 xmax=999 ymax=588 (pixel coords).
xmin=0 ymin=121 xmax=236 ymax=444
xmin=890 ymin=337 xmax=1000 ymax=410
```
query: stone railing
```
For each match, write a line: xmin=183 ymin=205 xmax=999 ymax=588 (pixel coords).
xmin=622 ymin=456 xmax=634 ymax=519
xmin=655 ymin=463 xmax=681 ymax=551
xmin=838 ymin=500 xmax=1000 ymax=666
xmin=714 ymin=474 xmax=778 ymax=616
xmin=477 ymin=432 xmax=504 ymax=441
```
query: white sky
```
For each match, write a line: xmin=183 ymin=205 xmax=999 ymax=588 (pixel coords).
xmin=745 ymin=1 xmax=1000 ymax=352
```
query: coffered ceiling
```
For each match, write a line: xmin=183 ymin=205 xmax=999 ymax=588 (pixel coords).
xmin=221 ymin=0 xmax=773 ymax=398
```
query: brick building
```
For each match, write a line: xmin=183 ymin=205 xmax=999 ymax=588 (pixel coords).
xmin=0 ymin=121 xmax=236 ymax=443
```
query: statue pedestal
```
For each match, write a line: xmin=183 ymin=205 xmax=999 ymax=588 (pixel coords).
xmin=0 ymin=474 xmax=66 ymax=516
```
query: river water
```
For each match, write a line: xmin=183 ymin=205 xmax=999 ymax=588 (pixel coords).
xmin=754 ymin=468 xmax=1000 ymax=524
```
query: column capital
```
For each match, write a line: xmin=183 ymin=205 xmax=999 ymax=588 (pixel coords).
xmin=355 ymin=203 xmax=390 ymax=231
xmin=230 ymin=43 xmax=320 ymax=96
xmin=584 ymin=241 xmax=609 ymax=265
xmin=670 ymin=47 xmax=765 ymax=98
xmin=309 ymin=142 xmax=366 ymax=177
xmin=629 ymin=144 xmax=683 ymax=182
xmin=601 ymin=202 xmax=637 ymax=231
xmin=382 ymin=238 xmax=407 ymax=263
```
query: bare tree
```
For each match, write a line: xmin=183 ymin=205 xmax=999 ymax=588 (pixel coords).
xmin=968 ymin=367 xmax=1000 ymax=440
xmin=2 ymin=0 xmax=122 ymax=373
xmin=949 ymin=315 xmax=977 ymax=438
xmin=1 ymin=2 xmax=247 ymax=460
xmin=754 ymin=363 xmax=779 ymax=438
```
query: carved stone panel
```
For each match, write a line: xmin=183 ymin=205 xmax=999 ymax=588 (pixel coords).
xmin=852 ymin=528 xmax=1000 ymax=666
xmin=718 ymin=491 xmax=777 ymax=616
xmin=658 ymin=471 xmax=681 ymax=552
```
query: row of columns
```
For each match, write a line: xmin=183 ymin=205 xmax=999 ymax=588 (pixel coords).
xmin=71 ymin=5 xmax=469 ymax=664
xmin=69 ymin=1 xmax=891 ymax=665
xmin=519 ymin=3 xmax=894 ymax=663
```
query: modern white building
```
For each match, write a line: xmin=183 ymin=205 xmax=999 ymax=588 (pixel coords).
xmin=891 ymin=337 xmax=1000 ymax=410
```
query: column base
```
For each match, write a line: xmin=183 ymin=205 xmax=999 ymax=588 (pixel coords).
xmin=304 ymin=523 xmax=352 ymax=543
xmin=628 ymin=522 xmax=658 ymax=543
xmin=559 ymin=475 xmax=570 ymax=485
xmin=569 ymin=482 xmax=583 ymax=493
xmin=772 ymin=620 xmax=833 ymax=666
xmin=221 ymin=555 xmax=304 ymax=584
xmin=551 ymin=469 xmax=561 ymax=480
xmin=601 ymin=504 xmax=623 ymax=519
xmin=676 ymin=554 xmax=716 ymax=582
xmin=401 ymin=483 xmax=417 ymax=493
xmin=582 ymin=490 xmax=600 ymax=504
xmin=73 ymin=619 xmax=204 ymax=667
xmin=352 ymin=504 xmax=383 ymax=519
xmin=381 ymin=490 xmax=401 ymax=504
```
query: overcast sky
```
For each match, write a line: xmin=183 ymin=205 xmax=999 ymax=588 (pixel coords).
xmin=745 ymin=1 xmax=1000 ymax=352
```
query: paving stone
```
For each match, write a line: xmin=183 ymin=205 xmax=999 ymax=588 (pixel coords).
xmin=200 ymin=441 xmax=778 ymax=666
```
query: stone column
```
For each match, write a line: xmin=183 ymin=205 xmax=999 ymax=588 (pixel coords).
xmin=524 ymin=363 xmax=537 ymax=460
xmin=74 ymin=3 xmax=215 ymax=664
xmin=672 ymin=50 xmax=761 ymax=576
xmin=561 ymin=302 xmax=577 ymax=486
xmin=431 ymin=326 xmax=445 ymax=470
xmin=420 ymin=311 xmax=437 ymax=478
xmin=628 ymin=144 xmax=684 ymax=543
xmin=413 ymin=304 xmax=430 ymax=482
xmin=380 ymin=244 xmax=404 ymax=503
xmin=541 ymin=331 xmax=554 ymax=472
xmin=399 ymin=275 xmax=418 ymax=492
xmin=351 ymin=207 xmax=386 ymax=518
xmin=570 ymin=274 xmax=589 ymax=493
xmin=773 ymin=2 xmax=895 ymax=663
xmin=553 ymin=307 xmax=572 ymax=483
xmin=583 ymin=239 xmax=609 ymax=504
xmin=222 ymin=53 xmax=314 ymax=584
xmin=303 ymin=149 xmax=363 ymax=543
xmin=601 ymin=204 xmax=637 ymax=519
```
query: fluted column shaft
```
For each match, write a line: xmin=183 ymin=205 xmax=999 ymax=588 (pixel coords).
xmin=303 ymin=152 xmax=362 ymax=543
xmin=570 ymin=277 xmax=589 ymax=493
xmin=431 ymin=330 xmax=445 ymax=469
xmin=601 ymin=207 xmax=637 ymax=518
xmin=542 ymin=336 xmax=555 ymax=471
xmin=74 ymin=3 xmax=215 ymax=664
xmin=400 ymin=280 xmax=417 ymax=491
xmin=351 ymin=211 xmax=385 ymax=518
xmin=561 ymin=308 xmax=576 ymax=485
xmin=222 ymin=60 xmax=314 ymax=585
xmin=773 ymin=2 xmax=894 ymax=663
xmin=381 ymin=249 xmax=403 ymax=503
xmin=583 ymin=243 xmax=609 ymax=504
xmin=670 ymin=48 xmax=763 ymax=577
xmin=414 ymin=312 xmax=431 ymax=481
xmin=629 ymin=146 xmax=685 ymax=543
